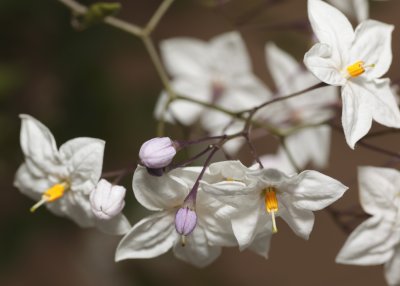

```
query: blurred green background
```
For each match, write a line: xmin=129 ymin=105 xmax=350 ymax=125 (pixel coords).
xmin=1 ymin=0 xmax=400 ymax=285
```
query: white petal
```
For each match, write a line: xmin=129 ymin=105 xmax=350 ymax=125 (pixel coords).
xmin=14 ymin=163 xmax=50 ymax=200
xmin=48 ymin=191 xmax=95 ymax=228
xmin=231 ymin=200 xmax=263 ymax=249
xmin=288 ymin=170 xmax=348 ymax=211
xmin=328 ymin=0 xmax=369 ymax=23
xmin=259 ymin=152 xmax=296 ymax=175
xmin=59 ymin=137 xmax=105 ymax=194
xmin=115 ymin=211 xmax=176 ymax=261
xmin=266 ymin=42 xmax=304 ymax=95
xmin=156 ymin=79 xmax=212 ymax=126
xmin=279 ymin=201 xmax=315 ymax=240
xmin=173 ymin=226 xmax=222 ymax=267
xmin=304 ymin=43 xmax=346 ymax=86
xmin=160 ymin=38 xmax=209 ymax=78
xmin=384 ymin=246 xmax=400 ymax=286
xmin=284 ymin=126 xmax=332 ymax=169
xmin=308 ymin=0 xmax=354 ymax=67
xmin=132 ymin=165 xmax=189 ymax=211
xmin=95 ymin=213 xmax=131 ymax=235
xmin=358 ymin=166 xmax=400 ymax=215
xmin=19 ymin=114 xmax=61 ymax=176
xmin=368 ymin=79 xmax=400 ymax=128
xmin=351 ymin=20 xmax=394 ymax=79
xmin=336 ymin=215 xmax=398 ymax=265
xmin=209 ymin=31 xmax=251 ymax=75
xmin=341 ymin=81 xmax=373 ymax=148
xmin=248 ymin=226 xmax=273 ymax=259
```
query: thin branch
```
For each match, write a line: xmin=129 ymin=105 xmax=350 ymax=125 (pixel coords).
xmin=144 ymin=0 xmax=175 ymax=35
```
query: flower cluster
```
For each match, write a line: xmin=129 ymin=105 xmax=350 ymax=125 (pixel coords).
xmin=12 ymin=0 xmax=400 ymax=284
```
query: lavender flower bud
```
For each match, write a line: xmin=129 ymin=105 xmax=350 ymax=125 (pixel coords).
xmin=175 ymin=207 xmax=197 ymax=236
xmin=139 ymin=137 xmax=177 ymax=169
xmin=90 ymin=179 xmax=126 ymax=220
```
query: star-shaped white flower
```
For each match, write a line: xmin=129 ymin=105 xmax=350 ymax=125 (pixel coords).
xmin=304 ymin=0 xmax=400 ymax=148
xmin=115 ymin=165 xmax=237 ymax=267
xmin=14 ymin=114 xmax=130 ymax=235
xmin=265 ymin=42 xmax=338 ymax=169
xmin=203 ymin=161 xmax=348 ymax=256
xmin=155 ymin=31 xmax=271 ymax=154
xmin=336 ymin=166 xmax=400 ymax=286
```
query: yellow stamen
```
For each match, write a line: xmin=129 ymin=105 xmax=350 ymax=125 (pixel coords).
xmin=30 ymin=183 xmax=68 ymax=213
xmin=346 ymin=61 xmax=375 ymax=78
xmin=265 ymin=186 xmax=278 ymax=234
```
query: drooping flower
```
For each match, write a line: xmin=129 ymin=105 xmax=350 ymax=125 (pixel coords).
xmin=265 ymin=42 xmax=338 ymax=169
xmin=115 ymin=165 xmax=237 ymax=267
xmin=203 ymin=161 xmax=348 ymax=256
xmin=155 ymin=31 xmax=272 ymax=154
xmin=90 ymin=179 xmax=127 ymax=220
xmin=336 ymin=166 xmax=400 ymax=286
xmin=14 ymin=114 xmax=130 ymax=235
xmin=304 ymin=0 xmax=400 ymax=148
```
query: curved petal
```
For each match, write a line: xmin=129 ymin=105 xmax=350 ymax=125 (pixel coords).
xmin=336 ymin=215 xmax=398 ymax=265
xmin=358 ymin=166 xmax=400 ymax=216
xmin=229 ymin=200 xmax=264 ymax=249
xmin=328 ymin=0 xmax=368 ymax=23
xmin=304 ymin=43 xmax=346 ymax=86
xmin=368 ymin=79 xmax=400 ymax=128
xmin=341 ymin=81 xmax=373 ymax=149
xmin=279 ymin=201 xmax=315 ymax=240
xmin=173 ymin=226 xmax=222 ymax=268
xmin=95 ymin=214 xmax=131 ymax=235
xmin=351 ymin=20 xmax=394 ymax=79
xmin=248 ymin=224 xmax=273 ymax=259
xmin=47 ymin=191 xmax=95 ymax=228
xmin=209 ymin=31 xmax=251 ymax=75
xmin=13 ymin=163 xmax=51 ymax=200
xmin=115 ymin=211 xmax=176 ymax=261
xmin=19 ymin=114 xmax=61 ymax=176
xmin=160 ymin=38 xmax=209 ymax=78
xmin=132 ymin=165 xmax=189 ymax=211
xmin=259 ymin=152 xmax=296 ymax=175
xmin=384 ymin=246 xmax=400 ymax=286
xmin=287 ymin=170 xmax=348 ymax=211
xmin=59 ymin=137 xmax=105 ymax=194
xmin=308 ymin=0 xmax=354 ymax=67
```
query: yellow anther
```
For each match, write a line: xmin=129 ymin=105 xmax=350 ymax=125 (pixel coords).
xmin=346 ymin=61 xmax=375 ymax=78
xmin=30 ymin=183 xmax=68 ymax=213
xmin=265 ymin=186 xmax=278 ymax=234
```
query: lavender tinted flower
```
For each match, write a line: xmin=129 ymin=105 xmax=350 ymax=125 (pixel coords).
xmin=139 ymin=137 xmax=177 ymax=169
xmin=90 ymin=179 xmax=126 ymax=220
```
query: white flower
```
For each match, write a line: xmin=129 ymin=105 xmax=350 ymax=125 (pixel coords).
xmin=155 ymin=31 xmax=271 ymax=154
xmin=13 ymin=114 xmax=130 ymax=235
xmin=265 ymin=42 xmax=338 ymax=169
xmin=259 ymin=151 xmax=296 ymax=175
xmin=203 ymin=161 xmax=348 ymax=256
xmin=115 ymin=165 xmax=236 ymax=267
xmin=90 ymin=179 xmax=126 ymax=220
xmin=304 ymin=0 xmax=400 ymax=148
xmin=336 ymin=166 xmax=400 ymax=286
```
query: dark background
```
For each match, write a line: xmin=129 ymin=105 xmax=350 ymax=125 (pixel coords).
xmin=1 ymin=0 xmax=399 ymax=285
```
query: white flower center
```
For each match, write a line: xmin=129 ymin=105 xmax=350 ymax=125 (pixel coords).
xmin=30 ymin=182 xmax=69 ymax=213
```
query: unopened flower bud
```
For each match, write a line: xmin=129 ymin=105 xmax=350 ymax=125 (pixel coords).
xmin=90 ymin=179 xmax=126 ymax=220
xmin=139 ymin=137 xmax=177 ymax=169
xmin=175 ymin=207 xmax=197 ymax=236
